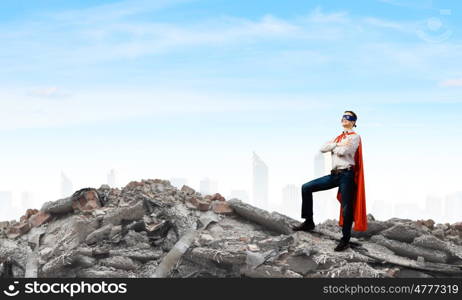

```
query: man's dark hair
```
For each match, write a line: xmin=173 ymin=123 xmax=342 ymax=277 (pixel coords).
xmin=344 ymin=110 xmax=357 ymax=127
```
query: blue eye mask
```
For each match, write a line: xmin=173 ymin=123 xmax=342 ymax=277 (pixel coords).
xmin=342 ymin=114 xmax=357 ymax=121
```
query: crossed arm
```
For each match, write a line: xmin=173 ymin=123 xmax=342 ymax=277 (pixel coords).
xmin=320 ymin=134 xmax=360 ymax=156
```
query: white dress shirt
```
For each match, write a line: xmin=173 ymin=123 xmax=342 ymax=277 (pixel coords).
xmin=320 ymin=128 xmax=361 ymax=171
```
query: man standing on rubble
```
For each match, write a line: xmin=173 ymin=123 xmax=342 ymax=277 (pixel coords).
xmin=292 ymin=111 xmax=367 ymax=252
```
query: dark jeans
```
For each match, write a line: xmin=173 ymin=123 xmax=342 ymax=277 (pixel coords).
xmin=301 ymin=169 xmax=356 ymax=242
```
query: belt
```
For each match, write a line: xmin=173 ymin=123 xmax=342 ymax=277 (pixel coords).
xmin=331 ymin=166 xmax=353 ymax=175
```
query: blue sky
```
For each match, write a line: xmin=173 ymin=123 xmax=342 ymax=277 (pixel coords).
xmin=1 ymin=0 xmax=461 ymax=222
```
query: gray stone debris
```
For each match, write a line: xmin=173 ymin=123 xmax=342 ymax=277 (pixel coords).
xmin=381 ymin=223 xmax=425 ymax=243
xmin=85 ymin=225 xmax=113 ymax=245
xmin=152 ymin=210 xmax=218 ymax=278
xmin=1 ymin=178 xmax=461 ymax=278
xmin=41 ymin=197 xmax=73 ymax=215
xmin=227 ymin=199 xmax=299 ymax=235
xmin=370 ymin=234 xmax=449 ymax=263
xmin=351 ymin=220 xmax=394 ymax=239
xmin=102 ymin=200 xmax=146 ymax=226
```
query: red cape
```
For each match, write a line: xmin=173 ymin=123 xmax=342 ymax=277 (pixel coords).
xmin=335 ymin=132 xmax=368 ymax=232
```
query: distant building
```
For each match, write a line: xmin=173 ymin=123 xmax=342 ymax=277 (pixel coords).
xmin=371 ymin=199 xmax=393 ymax=221
xmin=281 ymin=184 xmax=300 ymax=217
xmin=107 ymin=169 xmax=117 ymax=187
xmin=170 ymin=178 xmax=188 ymax=189
xmin=444 ymin=191 xmax=462 ymax=223
xmin=229 ymin=189 xmax=249 ymax=202
xmin=425 ymin=193 xmax=443 ymax=221
xmin=200 ymin=178 xmax=218 ymax=195
xmin=282 ymin=184 xmax=298 ymax=202
xmin=0 ymin=191 xmax=14 ymax=221
xmin=393 ymin=202 xmax=422 ymax=220
xmin=252 ymin=151 xmax=269 ymax=210
xmin=21 ymin=191 xmax=35 ymax=211
xmin=60 ymin=172 xmax=73 ymax=198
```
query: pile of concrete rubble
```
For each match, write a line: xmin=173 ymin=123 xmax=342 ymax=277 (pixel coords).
xmin=1 ymin=179 xmax=461 ymax=278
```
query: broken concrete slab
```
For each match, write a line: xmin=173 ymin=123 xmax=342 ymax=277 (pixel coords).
xmin=152 ymin=229 xmax=197 ymax=278
xmin=227 ymin=199 xmax=299 ymax=235
xmin=211 ymin=201 xmax=233 ymax=214
xmin=161 ymin=203 xmax=198 ymax=237
xmin=102 ymin=200 xmax=145 ymax=226
xmin=351 ymin=220 xmax=394 ymax=239
xmin=41 ymin=250 xmax=76 ymax=277
xmin=6 ymin=222 xmax=30 ymax=239
xmin=152 ymin=213 xmax=218 ymax=278
xmin=99 ymin=256 xmax=141 ymax=271
xmin=381 ymin=223 xmax=424 ymax=243
xmin=241 ymin=264 xmax=302 ymax=278
xmin=73 ymin=255 xmax=97 ymax=268
xmin=85 ymin=225 xmax=112 ymax=245
xmin=28 ymin=211 xmax=52 ymax=228
xmin=24 ymin=252 xmax=39 ymax=278
xmin=371 ymin=234 xmax=449 ymax=263
xmin=108 ymin=248 xmax=163 ymax=262
xmin=76 ymin=266 xmax=130 ymax=278
xmin=412 ymin=234 xmax=451 ymax=253
xmin=25 ymin=226 xmax=47 ymax=249
xmin=256 ymin=235 xmax=295 ymax=250
xmin=245 ymin=251 xmax=267 ymax=268
xmin=41 ymin=197 xmax=73 ymax=215
xmin=186 ymin=197 xmax=210 ymax=211
xmin=286 ymin=255 xmax=318 ymax=275
xmin=40 ymin=215 xmax=100 ymax=259
xmin=360 ymin=240 xmax=462 ymax=275
xmin=186 ymin=247 xmax=247 ymax=266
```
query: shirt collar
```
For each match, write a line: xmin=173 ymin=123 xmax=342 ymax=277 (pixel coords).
xmin=343 ymin=128 xmax=355 ymax=134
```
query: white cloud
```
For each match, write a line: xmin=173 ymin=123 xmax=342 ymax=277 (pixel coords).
xmin=0 ymin=88 xmax=333 ymax=130
xmin=363 ymin=17 xmax=415 ymax=33
xmin=0 ymin=14 xmax=304 ymax=67
xmin=48 ymin=0 xmax=192 ymax=24
xmin=439 ymin=78 xmax=462 ymax=87
xmin=349 ymin=42 xmax=462 ymax=82
xmin=305 ymin=6 xmax=350 ymax=23
xmin=1 ymin=86 xmax=460 ymax=132
xmin=378 ymin=0 xmax=433 ymax=9
xmin=27 ymin=87 xmax=70 ymax=98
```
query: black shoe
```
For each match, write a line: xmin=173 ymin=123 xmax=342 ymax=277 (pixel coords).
xmin=334 ymin=239 xmax=350 ymax=251
xmin=292 ymin=219 xmax=315 ymax=232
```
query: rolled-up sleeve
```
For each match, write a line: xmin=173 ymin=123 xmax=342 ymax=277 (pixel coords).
xmin=332 ymin=134 xmax=360 ymax=156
